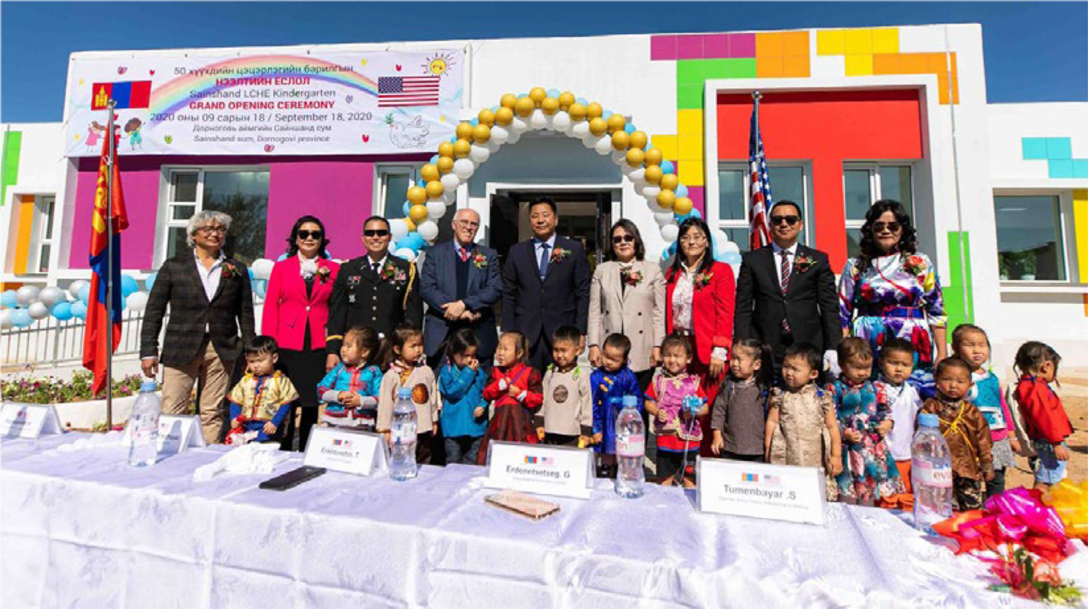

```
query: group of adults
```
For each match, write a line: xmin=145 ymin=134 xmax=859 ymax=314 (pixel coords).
xmin=140 ymin=196 xmax=946 ymax=451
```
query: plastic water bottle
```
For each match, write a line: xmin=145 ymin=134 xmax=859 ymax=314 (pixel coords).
xmin=615 ymin=395 xmax=645 ymax=498
xmin=389 ymin=387 xmax=418 ymax=481
xmin=912 ymin=413 xmax=953 ymax=533
xmin=127 ymin=381 xmax=161 ymax=467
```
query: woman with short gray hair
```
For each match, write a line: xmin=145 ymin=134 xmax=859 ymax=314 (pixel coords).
xmin=141 ymin=209 xmax=255 ymax=444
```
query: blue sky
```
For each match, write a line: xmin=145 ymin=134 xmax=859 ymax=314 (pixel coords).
xmin=2 ymin=2 xmax=1085 ymax=122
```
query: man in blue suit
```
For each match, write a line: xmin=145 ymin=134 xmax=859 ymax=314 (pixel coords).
xmin=502 ymin=197 xmax=591 ymax=371
xmin=421 ymin=208 xmax=502 ymax=370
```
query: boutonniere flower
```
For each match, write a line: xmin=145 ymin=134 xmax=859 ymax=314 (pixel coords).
xmin=903 ymin=255 xmax=927 ymax=277
xmin=695 ymin=270 xmax=714 ymax=290
xmin=471 ymin=251 xmax=488 ymax=269
xmin=620 ymin=267 xmax=643 ymax=287
xmin=379 ymin=261 xmax=406 ymax=284
xmin=221 ymin=261 xmax=241 ymax=278
xmin=316 ymin=265 xmax=332 ymax=283
xmin=550 ymin=247 xmax=570 ymax=264
xmin=794 ymin=253 xmax=816 ymax=273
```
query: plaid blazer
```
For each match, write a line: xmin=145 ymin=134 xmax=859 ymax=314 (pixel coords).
xmin=140 ymin=252 xmax=256 ymax=367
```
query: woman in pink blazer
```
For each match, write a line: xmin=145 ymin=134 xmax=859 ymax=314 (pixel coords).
xmin=262 ymin=216 xmax=340 ymax=451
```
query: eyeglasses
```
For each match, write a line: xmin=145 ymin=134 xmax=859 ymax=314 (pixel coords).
xmin=612 ymin=234 xmax=635 ymax=244
xmin=455 ymin=220 xmax=480 ymax=229
xmin=363 ymin=229 xmax=390 ymax=238
xmin=872 ymin=221 xmax=902 ymax=234
xmin=197 ymin=226 xmax=227 ymax=235
xmin=680 ymin=234 xmax=708 ymax=244
xmin=770 ymin=215 xmax=801 ymax=226
xmin=297 ymin=230 xmax=323 ymax=240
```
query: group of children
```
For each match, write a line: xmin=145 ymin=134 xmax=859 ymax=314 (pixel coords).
xmin=223 ymin=320 xmax=1074 ymax=511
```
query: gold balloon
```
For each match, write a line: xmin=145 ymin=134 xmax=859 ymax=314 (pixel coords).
xmin=557 ymin=92 xmax=575 ymax=110
xmin=657 ymin=190 xmax=676 ymax=209
xmin=403 ymin=217 xmax=417 ymax=232
xmin=420 ymin=164 xmax=440 ymax=183
xmin=408 ymin=204 xmax=428 ymax=222
xmin=515 ymin=96 xmax=535 ymax=117
xmin=500 ymin=93 xmax=518 ymax=109
xmin=611 ymin=131 xmax=630 ymax=150
xmin=606 ymin=114 xmax=626 ymax=134
xmin=453 ymin=139 xmax=471 ymax=158
xmin=438 ymin=142 xmax=454 ymax=158
xmin=494 ymin=107 xmax=514 ymax=126
xmin=586 ymin=102 xmax=603 ymax=119
xmin=644 ymin=165 xmax=663 ymax=184
xmin=425 ymin=180 xmax=444 ymax=199
xmin=588 ymin=117 xmax=608 ymax=136
xmin=673 ymin=197 xmax=693 ymax=215
xmin=477 ymin=109 xmax=495 ymax=127
xmin=529 ymin=87 xmax=547 ymax=105
xmin=629 ymin=131 xmax=648 ymax=150
xmin=660 ymin=173 xmax=679 ymax=191
xmin=626 ymin=148 xmax=645 ymax=167
xmin=455 ymin=122 xmax=473 ymax=140
xmin=567 ymin=103 xmax=587 ymax=122
xmin=407 ymin=186 xmax=428 ymax=205
xmin=472 ymin=124 xmax=491 ymax=144
xmin=541 ymin=97 xmax=559 ymax=115
xmin=644 ymin=148 xmax=663 ymax=166
xmin=437 ymin=156 xmax=454 ymax=174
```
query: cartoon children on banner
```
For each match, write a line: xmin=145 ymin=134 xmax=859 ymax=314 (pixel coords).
xmin=124 ymin=118 xmax=143 ymax=150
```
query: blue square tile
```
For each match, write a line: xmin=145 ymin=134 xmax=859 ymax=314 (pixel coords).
xmin=1046 ymin=137 xmax=1072 ymax=160
xmin=1048 ymin=159 xmax=1074 ymax=179
xmin=1073 ymin=159 xmax=1088 ymax=178
xmin=1022 ymin=137 xmax=1048 ymax=160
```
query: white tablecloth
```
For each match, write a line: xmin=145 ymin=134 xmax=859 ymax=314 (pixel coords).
xmin=2 ymin=433 xmax=1084 ymax=608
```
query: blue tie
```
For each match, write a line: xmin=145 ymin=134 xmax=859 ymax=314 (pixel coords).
xmin=538 ymin=243 xmax=550 ymax=279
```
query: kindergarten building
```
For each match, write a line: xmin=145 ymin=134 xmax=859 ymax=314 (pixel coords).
xmin=2 ymin=23 xmax=1087 ymax=366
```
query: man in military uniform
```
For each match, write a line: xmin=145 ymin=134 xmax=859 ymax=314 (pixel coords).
xmin=325 ymin=216 xmax=423 ymax=369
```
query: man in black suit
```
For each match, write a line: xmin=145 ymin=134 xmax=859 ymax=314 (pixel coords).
xmin=326 ymin=216 xmax=423 ymax=366
xmin=733 ymin=200 xmax=840 ymax=372
xmin=502 ymin=197 xmax=591 ymax=371
xmin=140 ymin=210 xmax=256 ymax=444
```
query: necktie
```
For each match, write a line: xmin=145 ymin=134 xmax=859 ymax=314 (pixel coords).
xmin=459 ymin=247 xmax=470 ymax=262
xmin=372 ymin=261 xmax=381 ymax=275
xmin=538 ymin=243 xmax=550 ymax=279
xmin=780 ymin=249 xmax=792 ymax=333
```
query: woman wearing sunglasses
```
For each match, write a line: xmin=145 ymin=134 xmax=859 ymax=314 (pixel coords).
xmin=838 ymin=200 xmax=947 ymax=398
xmin=588 ymin=219 xmax=666 ymax=391
xmin=262 ymin=215 xmax=340 ymax=450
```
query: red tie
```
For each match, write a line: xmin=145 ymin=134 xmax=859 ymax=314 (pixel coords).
xmin=780 ymin=250 xmax=792 ymax=333
xmin=459 ymin=247 xmax=470 ymax=262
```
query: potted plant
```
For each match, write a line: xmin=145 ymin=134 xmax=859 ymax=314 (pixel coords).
xmin=999 ymin=254 xmax=1012 ymax=281
xmin=1012 ymin=250 xmax=1037 ymax=281
xmin=1 ymin=371 xmax=157 ymax=431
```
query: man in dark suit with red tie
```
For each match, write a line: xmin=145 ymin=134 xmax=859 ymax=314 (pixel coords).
xmin=733 ymin=200 xmax=841 ymax=373
xmin=502 ymin=198 xmax=591 ymax=371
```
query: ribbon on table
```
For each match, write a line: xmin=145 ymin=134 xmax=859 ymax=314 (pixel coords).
xmin=932 ymin=488 xmax=1075 ymax=564
xmin=1049 ymin=480 xmax=1088 ymax=540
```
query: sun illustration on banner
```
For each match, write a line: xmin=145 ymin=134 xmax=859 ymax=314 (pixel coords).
xmin=422 ymin=52 xmax=456 ymax=77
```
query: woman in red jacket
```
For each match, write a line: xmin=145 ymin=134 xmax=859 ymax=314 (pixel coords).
xmin=262 ymin=215 xmax=340 ymax=451
xmin=665 ymin=218 xmax=736 ymax=425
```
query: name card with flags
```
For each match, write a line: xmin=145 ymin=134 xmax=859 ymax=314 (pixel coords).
xmin=696 ymin=457 xmax=827 ymax=526
xmin=303 ymin=426 xmax=387 ymax=476
xmin=121 ymin=414 xmax=204 ymax=457
xmin=0 ymin=403 xmax=65 ymax=439
xmin=484 ymin=441 xmax=595 ymax=500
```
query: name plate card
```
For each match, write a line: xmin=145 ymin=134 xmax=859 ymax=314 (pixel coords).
xmin=484 ymin=441 xmax=595 ymax=500
xmin=122 ymin=414 xmax=205 ymax=456
xmin=696 ymin=457 xmax=827 ymax=526
xmin=0 ymin=403 xmax=64 ymax=439
xmin=303 ymin=426 xmax=387 ymax=476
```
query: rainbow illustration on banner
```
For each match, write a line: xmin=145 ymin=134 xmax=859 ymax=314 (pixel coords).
xmin=148 ymin=54 xmax=381 ymax=116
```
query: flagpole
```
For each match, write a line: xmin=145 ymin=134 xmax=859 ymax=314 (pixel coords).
xmin=105 ymin=99 xmax=116 ymax=430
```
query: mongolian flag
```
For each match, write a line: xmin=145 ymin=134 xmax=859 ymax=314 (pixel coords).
xmin=82 ymin=130 xmax=129 ymax=396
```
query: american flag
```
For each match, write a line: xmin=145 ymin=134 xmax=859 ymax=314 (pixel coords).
xmin=748 ymin=103 xmax=773 ymax=251
xmin=378 ymin=76 xmax=441 ymax=107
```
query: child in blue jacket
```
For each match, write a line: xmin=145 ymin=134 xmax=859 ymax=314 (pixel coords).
xmin=317 ymin=326 xmax=383 ymax=431
xmin=438 ymin=329 xmax=489 ymax=464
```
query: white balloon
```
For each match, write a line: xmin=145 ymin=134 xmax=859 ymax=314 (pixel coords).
xmin=571 ymin=121 xmax=590 ymax=139
xmin=510 ymin=116 xmax=529 ymax=134
xmin=722 ymin=241 xmax=740 ymax=254
xmin=39 ymin=286 xmax=65 ymax=308
xmin=611 ymin=151 xmax=628 ymax=165
xmin=441 ymin=173 xmax=461 ymax=193
xmin=453 ymin=158 xmax=475 ymax=180
xmin=506 ymin=128 xmax=522 ymax=145
xmin=468 ymin=144 xmax=490 ymax=164
xmin=390 ymin=219 xmax=410 ymax=240
xmin=642 ymin=185 xmax=661 ymax=200
xmin=125 ymin=291 xmax=149 ymax=313
xmin=485 ymin=140 xmax=501 ymax=153
xmin=28 ymin=301 xmax=50 ymax=319
xmin=629 ymin=168 xmax=646 ymax=183
xmin=594 ymin=136 xmax=613 ymax=155
xmin=250 ymin=258 xmax=275 ymax=280
xmin=417 ymin=220 xmax=439 ymax=242
xmin=551 ymin=112 xmax=571 ymax=132
xmin=581 ymin=133 xmax=598 ymax=149
xmin=443 ymin=191 xmax=457 ymax=205
xmin=654 ymin=212 xmax=675 ymax=226
xmin=15 ymin=286 xmax=40 ymax=306
xmin=713 ymin=229 xmax=729 ymax=250
xmin=660 ymin=224 xmax=679 ymax=243
xmin=426 ymin=201 xmax=446 ymax=220
xmin=489 ymin=125 xmax=509 ymax=145
xmin=0 ymin=310 xmax=12 ymax=330
xmin=393 ymin=247 xmax=417 ymax=262
xmin=68 ymin=280 xmax=89 ymax=300
xmin=529 ymin=109 xmax=548 ymax=130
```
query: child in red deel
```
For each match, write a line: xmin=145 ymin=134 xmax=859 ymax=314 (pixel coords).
xmin=1012 ymin=341 xmax=1074 ymax=492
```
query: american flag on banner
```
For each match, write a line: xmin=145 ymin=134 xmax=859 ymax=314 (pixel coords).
xmin=378 ymin=76 xmax=441 ymax=107
xmin=748 ymin=104 xmax=773 ymax=251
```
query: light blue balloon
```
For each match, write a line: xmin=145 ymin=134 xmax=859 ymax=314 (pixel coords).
xmin=575 ymin=97 xmax=588 ymax=106
xmin=402 ymin=201 xmax=412 ymax=216
xmin=714 ymin=250 xmax=729 ymax=263
xmin=429 ymin=155 xmax=439 ymax=164
xmin=71 ymin=301 xmax=88 ymax=319
xmin=144 ymin=271 xmax=158 ymax=291
xmin=690 ymin=209 xmax=702 ymax=219
xmin=624 ymin=123 xmax=636 ymax=134
xmin=490 ymin=105 xmax=500 ymax=113
xmin=401 ymin=233 xmax=425 ymax=251
xmin=602 ymin=110 xmax=613 ymax=120
xmin=676 ymin=184 xmax=689 ymax=198
xmin=254 ymin=280 xmax=267 ymax=299
xmin=120 ymin=275 xmax=139 ymax=298
xmin=674 ymin=212 xmax=693 ymax=223
xmin=546 ymin=88 xmax=560 ymax=98
xmin=0 ymin=290 xmax=17 ymax=308
xmin=52 ymin=302 xmax=73 ymax=321
xmin=724 ymin=252 xmax=742 ymax=264
xmin=470 ymin=118 xmax=479 ymax=127
xmin=11 ymin=309 xmax=32 ymax=328
xmin=449 ymin=136 xmax=458 ymax=144
xmin=276 ymin=253 xmax=288 ymax=262
xmin=661 ymin=160 xmax=676 ymax=175
xmin=78 ymin=284 xmax=91 ymax=304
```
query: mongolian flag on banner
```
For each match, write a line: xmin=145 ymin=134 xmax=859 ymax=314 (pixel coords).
xmin=82 ymin=130 xmax=129 ymax=396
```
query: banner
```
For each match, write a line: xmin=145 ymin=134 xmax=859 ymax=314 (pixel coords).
xmin=64 ymin=48 xmax=463 ymax=157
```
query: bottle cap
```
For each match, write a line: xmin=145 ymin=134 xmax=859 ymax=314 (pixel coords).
xmin=140 ymin=381 xmax=158 ymax=393
xmin=397 ymin=387 xmax=413 ymax=400
xmin=918 ymin=413 xmax=940 ymax=429
xmin=622 ymin=395 xmax=637 ymax=407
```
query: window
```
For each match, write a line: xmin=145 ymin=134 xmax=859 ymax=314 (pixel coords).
xmin=843 ymin=164 xmax=914 ymax=258
xmin=717 ymin=164 xmax=809 ymax=252
xmin=161 ymin=169 xmax=270 ymax=265
xmin=994 ymin=195 xmax=1067 ymax=281
xmin=28 ymin=195 xmax=56 ymax=274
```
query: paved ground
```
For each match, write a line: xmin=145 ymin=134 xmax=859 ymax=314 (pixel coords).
xmin=1006 ymin=367 xmax=1087 ymax=494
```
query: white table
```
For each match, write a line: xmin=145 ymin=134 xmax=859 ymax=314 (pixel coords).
xmin=2 ymin=433 xmax=1081 ymax=608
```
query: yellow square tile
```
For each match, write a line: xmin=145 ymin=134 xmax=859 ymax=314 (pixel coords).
xmin=679 ymin=134 xmax=704 ymax=160
xmin=872 ymin=28 xmax=899 ymax=54
xmin=678 ymin=161 xmax=704 ymax=186
xmin=843 ymin=29 xmax=873 ymax=54
xmin=652 ymin=135 xmax=679 ymax=160
xmin=845 ymin=54 xmax=873 ymax=76
xmin=817 ymin=30 xmax=845 ymax=55
xmin=757 ymin=56 xmax=785 ymax=78
xmin=677 ymin=109 xmax=703 ymax=135
xmin=756 ymin=32 xmax=784 ymax=57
